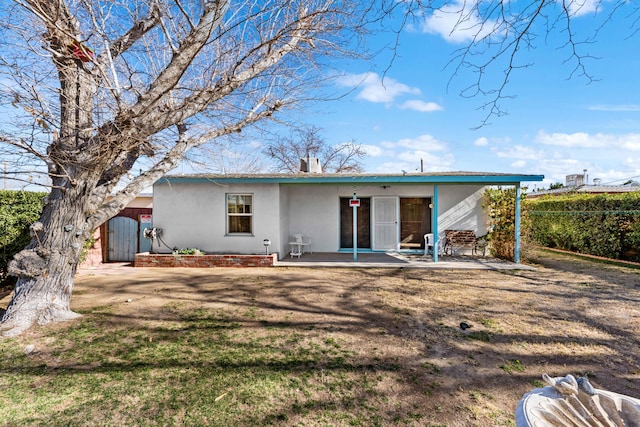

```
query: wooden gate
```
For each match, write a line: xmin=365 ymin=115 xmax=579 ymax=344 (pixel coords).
xmin=108 ymin=216 xmax=138 ymax=261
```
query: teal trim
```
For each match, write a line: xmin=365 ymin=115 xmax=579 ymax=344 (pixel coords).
xmin=433 ymin=185 xmax=439 ymax=263
xmin=515 ymin=184 xmax=521 ymax=264
xmin=156 ymin=173 xmax=544 ymax=186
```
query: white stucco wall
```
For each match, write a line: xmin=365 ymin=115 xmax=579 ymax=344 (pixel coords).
xmin=281 ymin=185 xmax=341 ymax=253
xmin=152 ymin=181 xmax=281 ymax=254
xmin=437 ymin=185 xmax=488 ymax=237
xmin=277 ymin=185 xmax=291 ymax=256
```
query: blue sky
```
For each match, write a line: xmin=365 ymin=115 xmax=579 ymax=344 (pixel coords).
xmin=2 ymin=2 xmax=638 ymax=192
xmin=286 ymin=2 xmax=640 ymax=190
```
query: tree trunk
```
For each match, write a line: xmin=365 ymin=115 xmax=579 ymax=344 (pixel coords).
xmin=1 ymin=184 xmax=93 ymax=337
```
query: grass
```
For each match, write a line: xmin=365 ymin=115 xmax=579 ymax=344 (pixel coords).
xmin=0 ymin=306 xmax=390 ymax=427
xmin=1 ymin=249 xmax=639 ymax=426
xmin=538 ymin=247 xmax=640 ymax=270
xmin=500 ymin=359 xmax=526 ymax=374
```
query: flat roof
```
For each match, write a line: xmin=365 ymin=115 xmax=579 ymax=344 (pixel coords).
xmin=156 ymin=172 xmax=544 ymax=186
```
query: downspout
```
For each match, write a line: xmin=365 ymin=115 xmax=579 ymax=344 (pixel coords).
xmin=514 ymin=183 xmax=521 ymax=264
xmin=433 ymin=184 xmax=439 ymax=263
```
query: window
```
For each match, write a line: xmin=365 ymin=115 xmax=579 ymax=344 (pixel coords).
xmin=227 ymin=194 xmax=253 ymax=234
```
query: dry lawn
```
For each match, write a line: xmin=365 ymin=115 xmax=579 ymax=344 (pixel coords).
xmin=3 ymin=249 xmax=640 ymax=426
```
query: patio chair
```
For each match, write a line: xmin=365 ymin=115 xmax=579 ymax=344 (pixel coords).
xmin=424 ymin=233 xmax=443 ymax=256
xmin=290 ymin=234 xmax=312 ymax=258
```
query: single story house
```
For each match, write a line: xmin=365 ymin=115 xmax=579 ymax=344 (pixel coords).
xmin=150 ymin=171 xmax=543 ymax=263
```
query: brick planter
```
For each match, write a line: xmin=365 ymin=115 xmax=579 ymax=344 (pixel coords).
xmin=134 ymin=253 xmax=277 ymax=268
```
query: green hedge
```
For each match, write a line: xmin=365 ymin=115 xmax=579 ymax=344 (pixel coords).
xmin=525 ymin=192 xmax=640 ymax=262
xmin=0 ymin=190 xmax=46 ymax=288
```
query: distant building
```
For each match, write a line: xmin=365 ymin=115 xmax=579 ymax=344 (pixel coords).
xmin=529 ymin=172 xmax=640 ymax=198
xmin=565 ymin=173 xmax=586 ymax=188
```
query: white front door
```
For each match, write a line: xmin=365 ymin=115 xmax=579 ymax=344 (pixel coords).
xmin=372 ymin=197 xmax=398 ymax=250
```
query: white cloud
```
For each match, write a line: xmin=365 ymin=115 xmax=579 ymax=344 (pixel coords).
xmin=420 ymin=0 xmax=501 ymax=43
xmin=588 ymin=104 xmax=640 ymax=112
xmin=622 ymin=157 xmax=640 ymax=169
xmin=474 ymin=137 xmax=489 ymax=146
xmin=399 ymin=100 xmax=443 ymax=112
xmin=248 ymin=139 xmax=262 ymax=149
xmin=596 ymin=169 xmax=640 ymax=185
xmin=398 ymin=150 xmax=455 ymax=165
xmin=511 ymin=160 xmax=527 ymax=168
xmin=535 ymin=131 xmax=640 ymax=150
xmin=361 ymin=144 xmax=386 ymax=157
xmin=494 ymin=145 xmax=542 ymax=160
xmin=420 ymin=0 xmax=596 ymax=44
xmin=382 ymin=134 xmax=448 ymax=152
xmin=532 ymin=158 xmax=585 ymax=184
xmin=566 ymin=0 xmax=599 ymax=17
xmin=335 ymin=72 xmax=420 ymax=104
xmin=369 ymin=134 xmax=454 ymax=173
xmin=375 ymin=154 xmax=455 ymax=174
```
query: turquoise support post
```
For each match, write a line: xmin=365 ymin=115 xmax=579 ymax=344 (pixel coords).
xmin=514 ymin=183 xmax=521 ymax=264
xmin=352 ymin=190 xmax=358 ymax=261
xmin=433 ymin=185 xmax=439 ymax=263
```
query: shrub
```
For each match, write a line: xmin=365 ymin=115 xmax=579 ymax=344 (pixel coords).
xmin=0 ymin=190 xmax=47 ymax=288
xmin=172 ymin=248 xmax=204 ymax=255
xmin=483 ymin=187 xmax=528 ymax=261
xmin=526 ymin=192 xmax=640 ymax=262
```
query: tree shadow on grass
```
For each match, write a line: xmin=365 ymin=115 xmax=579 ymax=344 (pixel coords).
xmin=7 ymin=254 xmax=640 ymax=426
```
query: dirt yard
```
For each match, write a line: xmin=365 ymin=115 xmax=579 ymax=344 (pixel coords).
xmin=12 ymin=249 xmax=640 ymax=425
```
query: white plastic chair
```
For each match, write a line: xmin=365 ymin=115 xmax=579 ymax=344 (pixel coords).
xmin=300 ymin=235 xmax=312 ymax=253
xmin=290 ymin=234 xmax=312 ymax=258
xmin=424 ymin=233 xmax=443 ymax=256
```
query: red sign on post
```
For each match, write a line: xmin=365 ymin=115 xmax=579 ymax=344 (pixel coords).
xmin=349 ymin=199 xmax=360 ymax=207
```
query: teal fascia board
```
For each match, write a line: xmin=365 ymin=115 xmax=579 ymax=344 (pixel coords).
xmin=156 ymin=173 xmax=544 ymax=186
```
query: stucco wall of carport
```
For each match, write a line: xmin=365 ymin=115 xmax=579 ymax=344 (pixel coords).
xmin=438 ymin=184 xmax=488 ymax=238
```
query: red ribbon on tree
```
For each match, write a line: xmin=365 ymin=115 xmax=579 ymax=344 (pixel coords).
xmin=69 ymin=40 xmax=94 ymax=62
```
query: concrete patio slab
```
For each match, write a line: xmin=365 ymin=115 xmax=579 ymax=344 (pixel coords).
xmin=275 ymin=252 xmax=535 ymax=270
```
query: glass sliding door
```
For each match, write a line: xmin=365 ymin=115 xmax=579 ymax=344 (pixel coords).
xmin=399 ymin=198 xmax=431 ymax=250
xmin=339 ymin=197 xmax=371 ymax=249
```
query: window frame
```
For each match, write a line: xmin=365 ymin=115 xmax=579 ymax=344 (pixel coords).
xmin=226 ymin=193 xmax=253 ymax=235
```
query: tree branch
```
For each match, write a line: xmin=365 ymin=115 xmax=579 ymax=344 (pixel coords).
xmin=131 ymin=1 xmax=230 ymax=117
xmin=97 ymin=3 xmax=162 ymax=64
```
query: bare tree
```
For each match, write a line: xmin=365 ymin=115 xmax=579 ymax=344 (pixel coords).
xmin=2 ymin=0 xmax=637 ymax=336
xmin=263 ymin=125 xmax=365 ymax=173
xmin=391 ymin=0 xmax=639 ymax=126
xmin=0 ymin=0 xmax=365 ymax=336
xmin=192 ymin=137 xmax=267 ymax=174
